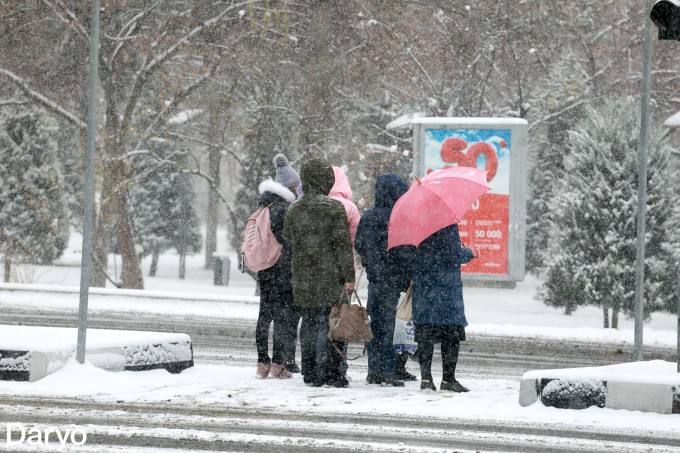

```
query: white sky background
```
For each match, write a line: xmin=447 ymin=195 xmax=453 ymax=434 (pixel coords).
xmin=0 ymin=235 xmax=678 ymax=444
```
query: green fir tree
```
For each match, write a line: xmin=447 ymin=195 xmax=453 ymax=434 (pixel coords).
xmin=0 ymin=107 xmax=69 ymax=281
xmin=540 ymin=99 xmax=680 ymax=327
xmin=131 ymin=144 xmax=202 ymax=279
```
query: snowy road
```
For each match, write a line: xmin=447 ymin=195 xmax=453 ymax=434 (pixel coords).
xmin=2 ymin=396 xmax=680 ymax=452
xmin=2 ymin=307 xmax=675 ymax=377
xmin=2 ymin=307 xmax=679 ymax=452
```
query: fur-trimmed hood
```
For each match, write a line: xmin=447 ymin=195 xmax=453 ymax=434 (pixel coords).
xmin=258 ymin=179 xmax=296 ymax=203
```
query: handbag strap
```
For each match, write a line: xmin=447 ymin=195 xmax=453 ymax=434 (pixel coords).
xmin=339 ymin=288 xmax=365 ymax=308
xmin=331 ymin=340 xmax=367 ymax=361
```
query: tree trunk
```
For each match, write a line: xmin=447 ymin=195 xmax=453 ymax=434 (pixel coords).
xmin=612 ymin=307 xmax=619 ymax=329
xmin=603 ymin=306 xmax=610 ymax=328
xmin=114 ymin=189 xmax=144 ymax=289
xmin=95 ymin=74 xmax=144 ymax=290
xmin=204 ymin=144 xmax=221 ymax=269
xmin=90 ymin=182 xmax=115 ymax=287
xmin=179 ymin=251 xmax=186 ymax=280
xmin=149 ymin=251 xmax=159 ymax=277
xmin=4 ymin=255 xmax=11 ymax=282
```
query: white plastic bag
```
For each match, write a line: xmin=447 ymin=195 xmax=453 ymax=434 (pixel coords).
xmin=393 ymin=317 xmax=417 ymax=355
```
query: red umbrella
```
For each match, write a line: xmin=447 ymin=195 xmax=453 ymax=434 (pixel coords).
xmin=387 ymin=166 xmax=490 ymax=249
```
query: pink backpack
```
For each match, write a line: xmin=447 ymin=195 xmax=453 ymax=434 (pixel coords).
xmin=241 ymin=204 xmax=282 ymax=272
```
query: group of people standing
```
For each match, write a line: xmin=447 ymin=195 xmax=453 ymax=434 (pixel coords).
xmin=253 ymin=154 xmax=478 ymax=392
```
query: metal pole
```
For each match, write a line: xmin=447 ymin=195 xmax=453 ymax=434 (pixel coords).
xmin=76 ymin=0 xmax=101 ymax=364
xmin=633 ymin=0 xmax=654 ymax=362
xmin=676 ymin=261 xmax=679 ymax=373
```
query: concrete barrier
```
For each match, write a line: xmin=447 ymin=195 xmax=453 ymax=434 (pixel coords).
xmin=0 ymin=325 xmax=193 ymax=382
xmin=519 ymin=361 xmax=680 ymax=415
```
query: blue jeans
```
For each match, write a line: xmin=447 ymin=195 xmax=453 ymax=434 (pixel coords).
xmin=366 ymin=282 xmax=401 ymax=376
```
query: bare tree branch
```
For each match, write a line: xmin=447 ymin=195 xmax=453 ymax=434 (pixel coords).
xmin=0 ymin=67 xmax=86 ymax=129
xmin=41 ymin=0 xmax=88 ymax=40
xmin=529 ymin=99 xmax=587 ymax=132
xmin=109 ymin=2 xmax=159 ymax=66
xmin=120 ymin=1 xmax=256 ymax=137
xmin=132 ymin=64 xmax=218 ymax=150
xmin=167 ymin=132 xmax=246 ymax=169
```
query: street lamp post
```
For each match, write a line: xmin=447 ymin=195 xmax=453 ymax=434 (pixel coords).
xmin=76 ymin=0 xmax=101 ymax=364
xmin=676 ymin=262 xmax=680 ymax=372
xmin=633 ymin=0 xmax=655 ymax=362
xmin=649 ymin=0 xmax=680 ymax=368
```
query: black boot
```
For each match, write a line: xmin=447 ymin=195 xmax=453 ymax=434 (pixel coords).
xmin=395 ymin=353 xmax=417 ymax=381
xmin=366 ymin=373 xmax=382 ymax=384
xmin=440 ymin=380 xmax=469 ymax=393
xmin=380 ymin=374 xmax=405 ymax=387
xmin=284 ymin=360 xmax=301 ymax=373
xmin=420 ymin=379 xmax=437 ymax=391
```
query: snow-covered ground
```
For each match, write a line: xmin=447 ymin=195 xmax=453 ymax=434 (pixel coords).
xmin=3 ymin=358 xmax=680 ymax=438
xmin=1 ymin=235 xmax=679 ymax=450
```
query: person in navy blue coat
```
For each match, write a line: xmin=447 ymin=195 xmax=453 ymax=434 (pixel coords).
xmin=411 ymin=224 xmax=478 ymax=392
xmin=355 ymin=173 xmax=414 ymax=387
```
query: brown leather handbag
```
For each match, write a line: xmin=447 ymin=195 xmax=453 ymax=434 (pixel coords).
xmin=327 ymin=290 xmax=373 ymax=359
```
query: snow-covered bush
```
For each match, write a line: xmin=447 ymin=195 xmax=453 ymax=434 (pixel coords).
xmin=541 ymin=379 xmax=606 ymax=409
xmin=540 ymin=98 xmax=680 ymax=323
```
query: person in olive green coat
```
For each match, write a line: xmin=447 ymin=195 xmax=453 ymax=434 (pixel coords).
xmin=283 ymin=158 xmax=355 ymax=388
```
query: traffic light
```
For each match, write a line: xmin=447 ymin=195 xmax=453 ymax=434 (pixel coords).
xmin=651 ymin=0 xmax=680 ymax=40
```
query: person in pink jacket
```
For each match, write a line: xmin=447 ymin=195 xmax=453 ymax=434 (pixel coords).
xmin=329 ymin=166 xmax=361 ymax=245
xmin=328 ymin=166 xmax=361 ymax=378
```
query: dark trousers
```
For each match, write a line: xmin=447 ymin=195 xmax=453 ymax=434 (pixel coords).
xmin=417 ymin=333 xmax=461 ymax=383
xmin=256 ymin=280 xmax=298 ymax=365
xmin=366 ymin=282 xmax=401 ymax=376
xmin=299 ymin=307 xmax=345 ymax=383
xmin=282 ymin=305 xmax=302 ymax=363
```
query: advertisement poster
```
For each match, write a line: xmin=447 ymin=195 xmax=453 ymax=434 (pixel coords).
xmin=422 ymin=128 xmax=512 ymax=275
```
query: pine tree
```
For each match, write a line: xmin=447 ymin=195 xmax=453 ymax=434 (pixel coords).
xmin=0 ymin=107 xmax=69 ymax=281
xmin=527 ymin=54 xmax=590 ymax=273
xmin=540 ymin=99 xmax=680 ymax=327
xmin=131 ymin=145 xmax=202 ymax=279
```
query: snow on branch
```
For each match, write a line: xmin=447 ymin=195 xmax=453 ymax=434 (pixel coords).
xmin=131 ymin=65 xmax=217 ymax=150
xmin=167 ymin=132 xmax=246 ymax=169
xmin=0 ymin=67 xmax=86 ymax=129
xmin=121 ymin=0 xmax=256 ymax=132
xmin=529 ymin=99 xmax=587 ymax=132
xmin=110 ymin=2 xmax=159 ymax=66
xmin=0 ymin=98 xmax=28 ymax=106
xmin=41 ymin=0 xmax=88 ymax=40
xmin=407 ymin=48 xmax=438 ymax=94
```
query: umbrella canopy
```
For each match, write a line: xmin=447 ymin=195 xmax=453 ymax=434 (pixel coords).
xmin=387 ymin=166 xmax=490 ymax=249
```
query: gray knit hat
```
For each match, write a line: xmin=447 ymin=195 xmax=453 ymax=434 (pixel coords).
xmin=273 ymin=153 xmax=301 ymax=190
